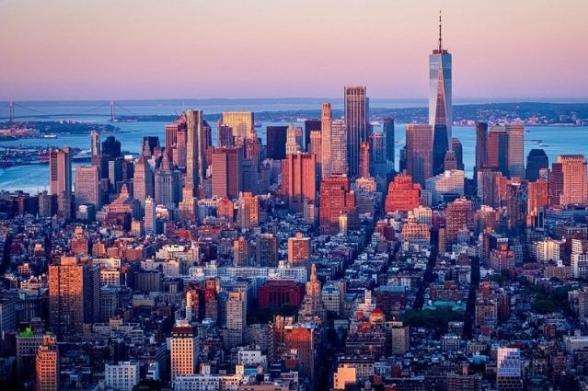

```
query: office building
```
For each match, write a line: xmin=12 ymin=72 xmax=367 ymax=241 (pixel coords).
xmin=321 ymin=102 xmax=333 ymax=178
xmin=154 ymin=154 xmax=181 ymax=208
xmin=226 ymin=290 xmax=247 ymax=348
xmin=304 ymin=119 xmax=321 ymax=151
xmin=286 ymin=124 xmax=302 ymax=155
xmin=75 ymin=165 xmax=101 ymax=208
xmin=429 ymin=15 xmax=452 ymax=175
xmin=446 ymin=197 xmax=473 ymax=243
xmin=558 ymin=155 xmax=588 ymax=205
xmin=359 ymin=142 xmax=370 ymax=178
xmin=475 ymin=122 xmax=488 ymax=174
xmin=385 ymin=174 xmax=421 ymax=213
xmin=330 ymin=119 xmax=348 ymax=176
xmin=344 ymin=86 xmax=369 ymax=177
xmin=526 ymin=149 xmax=549 ymax=181
xmin=507 ymin=124 xmax=525 ymax=178
xmin=405 ymin=124 xmax=433 ymax=186
xmin=383 ymin=117 xmax=395 ymax=166
xmin=35 ymin=334 xmax=59 ymax=391
xmin=238 ymin=192 xmax=259 ymax=229
xmin=90 ymin=130 xmax=101 ymax=168
xmin=185 ymin=109 xmax=207 ymax=196
xmin=211 ymin=146 xmax=242 ymax=199
xmin=266 ymin=125 xmax=288 ymax=160
xmin=219 ymin=111 xmax=255 ymax=141
xmin=132 ymin=155 xmax=153 ymax=207
xmin=451 ymin=137 xmax=464 ymax=170
xmin=487 ymin=126 xmax=509 ymax=176
xmin=144 ymin=196 xmax=155 ymax=234
xmin=256 ymin=233 xmax=278 ymax=267
xmin=50 ymin=147 xmax=72 ymax=219
xmin=425 ymin=169 xmax=465 ymax=205
xmin=282 ymin=152 xmax=316 ymax=214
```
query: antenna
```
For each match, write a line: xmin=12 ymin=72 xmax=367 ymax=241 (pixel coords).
xmin=438 ymin=10 xmax=443 ymax=52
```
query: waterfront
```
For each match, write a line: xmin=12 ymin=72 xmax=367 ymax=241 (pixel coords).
xmin=2 ymin=99 xmax=588 ymax=193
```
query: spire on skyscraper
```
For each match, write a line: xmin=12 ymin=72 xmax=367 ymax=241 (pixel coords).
xmin=438 ymin=10 xmax=443 ymax=52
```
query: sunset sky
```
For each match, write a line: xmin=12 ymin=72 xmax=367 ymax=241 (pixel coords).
xmin=1 ymin=0 xmax=587 ymax=101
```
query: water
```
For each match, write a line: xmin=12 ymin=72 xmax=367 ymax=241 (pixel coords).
xmin=1 ymin=100 xmax=587 ymax=193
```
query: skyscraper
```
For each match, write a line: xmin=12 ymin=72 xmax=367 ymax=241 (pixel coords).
xmin=405 ymin=124 xmax=433 ymax=186
xmin=384 ymin=174 xmax=422 ymax=213
xmin=309 ymin=130 xmax=322 ymax=181
xmin=185 ymin=109 xmax=207 ymax=196
xmin=487 ymin=126 xmax=509 ymax=176
xmin=321 ymin=103 xmax=333 ymax=178
xmin=451 ymin=138 xmax=464 ymax=170
xmin=282 ymin=152 xmax=316 ymax=214
xmin=219 ymin=111 xmax=255 ymax=141
xmin=75 ymin=165 xmax=101 ymax=208
xmin=344 ymin=86 xmax=369 ymax=177
xmin=35 ymin=334 xmax=59 ymax=391
xmin=132 ymin=155 xmax=153 ymax=207
xmin=319 ymin=175 xmax=357 ymax=234
xmin=266 ymin=125 xmax=288 ymax=160
xmin=226 ymin=289 xmax=247 ymax=347
xmin=330 ymin=119 xmax=348 ymax=175
xmin=170 ymin=320 xmax=196 ymax=381
xmin=256 ymin=233 xmax=278 ymax=267
xmin=144 ymin=196 xmax=155 ymax=234
xmin=211 ymin=146 xmax=242 ymax=199
xmin=154 ymin=154 xmax=181 ymax=208
xmin=50 ymin=147 xmax=72 ymax=219
xmin=446 ymin=197 xmax=473 ymax=243
xmin=525 ymin=149 xmax=549 ymax=181
xmin=383 ymin=117 xmax=395 ymax=166
xmin=304 ymin=119 xmax=321 ymax=151
xmin=558 ymin=155 xmax=588 ymax=206
xmin=475 ymin=122 xmax=488 ymax=175
xmin=286 ymin=124 xmax=302 ymax=155
xmin=49 ymin=256 xmax=99 ymax=334
xmin=359 ymin=142 xmax=370 ymax=178
xmin=90 ymin=130 xmax=101 ymax=168
xmin=506 ymin=124 xmax=525 ymax=178
xmin=238 ymin=191 xmax=259 ymax=228
xmin=429 ymin=13 xmax=452 ymax=171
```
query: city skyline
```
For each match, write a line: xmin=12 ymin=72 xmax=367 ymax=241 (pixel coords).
xmin=1 ymin=0 xmax=588 ymax=101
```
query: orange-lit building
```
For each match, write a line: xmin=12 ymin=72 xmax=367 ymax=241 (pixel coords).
xmin=385 ymin=174 xmax=421 ymax=213
xmin=319 ymin=175 xmax=357 ymax=235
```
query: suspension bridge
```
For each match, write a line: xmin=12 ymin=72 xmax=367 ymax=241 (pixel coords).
xmin=0 ymin=100 xmax=144 ymax=122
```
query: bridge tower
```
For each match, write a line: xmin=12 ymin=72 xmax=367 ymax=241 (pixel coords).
xmin=110 ymin=100 xmax=115 ymax=122
xmin=9 ymin=100 xmax=14 ymax=122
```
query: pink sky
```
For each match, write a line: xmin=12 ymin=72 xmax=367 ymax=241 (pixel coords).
xmin=1 ymin=0 xmax=587 ymax=100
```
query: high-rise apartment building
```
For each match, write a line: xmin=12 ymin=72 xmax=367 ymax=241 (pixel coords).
xmin=50 ymin=147 xmax=72 ymax=219
xmin=48 ymin=256 xmax=99 ymax=334
xmin=238 ymin=192 xmax=259 ymax=229
xmin=288 ymin=233 xmax=311 ymax=265
xmin=446 ymin=197 xmax=473 ymax=243
xmin=226 ymin=290 xmax=247 ymax=348
xmin=344 ymin=86 xmax=369 ymax=177
xmin=282 ymin=152 xmax=316 ymax=214
xmin=256 ymin=233 xmax=278 ymax=267
xmin=75 ymin=165 xmax=100 ymax=208
xmin=405 ymin=124 xmax=433 ymax=186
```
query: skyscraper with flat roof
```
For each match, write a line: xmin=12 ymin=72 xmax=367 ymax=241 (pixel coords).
xmin=321 ymin=103 xmax=333 ymax=178
xmin=212 ymin=146 xmax=242 ymax=199
xmin=487 ymin=126 xmax=509 ymax=176
xmin=132 ymin=155 xmax=153 ymax=207
xmin=75 ymin=165 xmax=101 ymax=208
xmin=558 ymin=155 xmax=588 ymax=206
xmin=50 ymin=147 xmax=72 ymax=219
xmin=507 ymin=124 xmax=525 ymax=178
xmin=185 ymin=109 xmax=206 ymax=196
xmin=266 ymin=125 xmax=288 ymax=160
xmin=219 ymin=111 xmax=255 ymax=141
xmin=405 ymin=124 xmax=433 ymax=186
xmin=170 ymin=320 xmax=196 ymax=381
xmin=35 ymin=334 xmax=59 ymax=391
xmin=331 ymin=119 xmax=348 ymax=176
xmin=526 ymin=149 xmax=549 ymax=181
xmin=383 ymin=117 xmax=395 ymax=166
xmin=282 ymin=152 xmax=316 ymax=214
xmin=344 ymin=86 xmax=369 ymax=177
xmin=475 ymin=122 xmax=488 ymax=175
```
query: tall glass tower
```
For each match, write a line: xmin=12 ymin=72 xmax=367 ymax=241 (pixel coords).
xmin=429 ymin=12 xmax=452 ymax=175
